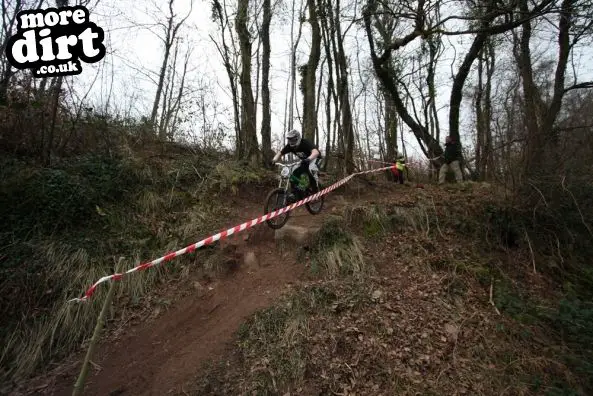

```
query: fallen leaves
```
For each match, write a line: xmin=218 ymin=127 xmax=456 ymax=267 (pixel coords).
xmin=190 ymin=183 xmax=571 ymax=396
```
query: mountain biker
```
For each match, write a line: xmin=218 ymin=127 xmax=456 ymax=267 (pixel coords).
xmin=271 ymin=129 xmax=321 ymax=201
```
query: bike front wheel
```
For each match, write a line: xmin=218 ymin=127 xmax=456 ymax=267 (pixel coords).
xmin=264 ymin=188 xmax=291 ymax=229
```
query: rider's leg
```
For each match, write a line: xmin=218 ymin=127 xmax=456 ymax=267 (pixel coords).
xmin=291 ymin=165 xmax=307 ymax=194
xmin=308 ymin=160 xmax=320 ymax=192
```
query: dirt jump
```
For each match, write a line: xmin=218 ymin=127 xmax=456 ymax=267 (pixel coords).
xmin=12 ymin=178 xmax=592 ymax=396
xmin=21 ymin=179 xmax=400 ymax=396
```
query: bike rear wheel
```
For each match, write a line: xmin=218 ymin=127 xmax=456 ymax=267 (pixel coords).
xmin=264 ymin=188 xmax=291 ymax=229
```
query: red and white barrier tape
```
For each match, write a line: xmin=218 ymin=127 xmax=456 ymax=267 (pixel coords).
xmin=365 ymin=156 xmax=443 ymax=165
xmin=366 ymin=159 xmax=396 ymax=165
xmin=68 ymin=165 xmax=395 ymax=303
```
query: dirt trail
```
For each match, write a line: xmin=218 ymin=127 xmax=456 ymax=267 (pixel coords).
xmin=32 ymin=182 xmax=402 ymax=396
xmin=79 ymin=238 xmax=300 ymax=396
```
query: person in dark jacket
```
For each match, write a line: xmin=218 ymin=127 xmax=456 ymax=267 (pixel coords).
xmin=438 ymin=136 xmax=463 ymax=184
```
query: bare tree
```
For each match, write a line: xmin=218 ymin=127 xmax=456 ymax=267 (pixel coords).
xmin=149 ymin=0 xmax=193 ymax=138
xmin=514 ymin=0 xmax=593 ymax=180
xmin=284 ymin=0 xmax=305 ymax=138
xmin=211 ymin=0 xmax=242 ymax=154
xmin=42 ymin=0 xmax=71 ymax=165
xmin=260 ymin=0 xmax=273 ymax=165
xmin=160 ymin=38 xmax=192 ymax=140
xmin=363 ymin=0 xmax=558 ymax=169
xmin=299 ymin=0 xmax=321 ymax=141
xmin=236 ymin=0 xmax=260 ymax=164
xmin=371 ymin=7 xmax=400 ymax=162
xmin=474 ymin=39 xmax=495 ymax=180
xmin=319 ymin=0 xmax=338 ymax=169
xmin=363 ymin=0 xmax=443 ymax=166
xmin=325 ymin=0 xmax=355 ymax=174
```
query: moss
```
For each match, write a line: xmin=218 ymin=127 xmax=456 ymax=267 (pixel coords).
xmin=233 ymin=286 xmax=337 ymax=394
xmin=343 ymin=205 xmax=390 ymax=238
xmin=309 ymin=217 xmax=371 ymax=279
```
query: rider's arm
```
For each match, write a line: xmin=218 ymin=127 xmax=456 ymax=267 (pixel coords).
xmin=307 ymin=148 xmax=320 ymax=161
xmin=301 ymin=139 xmax=320 ymax=162
xmin=272 ymin=144 xmax=291 ymax=163
xmin=272 ymin=152 xmax=282 ymax=163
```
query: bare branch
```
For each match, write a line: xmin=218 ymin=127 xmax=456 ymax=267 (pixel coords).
xmin=564 ymin=81 xmax=593 ymax=93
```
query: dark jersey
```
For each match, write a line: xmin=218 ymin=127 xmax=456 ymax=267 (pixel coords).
xmin=281 ymin=138 xmax=319 ymax=160
xmin=443 ymin=142 xmax=461 ymax=164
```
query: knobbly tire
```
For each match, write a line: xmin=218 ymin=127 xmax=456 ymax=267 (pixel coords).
xmin=305 ymin=186 xmax=324 ymax=215
xmin=264 ymin=188 xmax=291 ymax=229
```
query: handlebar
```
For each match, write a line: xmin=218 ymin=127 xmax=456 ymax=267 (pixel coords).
xmin=275 ymin=161 xmax=301 ymax=167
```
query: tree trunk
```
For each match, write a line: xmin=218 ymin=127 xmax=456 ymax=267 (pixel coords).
xmin=483 ymin=41 xmax=495 ymax=179
xmin=151 ymin=31 xmax=172 ymax=135
xmin=300 ymin=0 xmax=321 ymax=141
xmin=475 ymin=52 xmax=485 ymax=180
xmin=236 ymin=0 xmax=259 ymax=164
xmin=516 ymin=0 xmax=543 ymax=175
xmin=0 ymin=69 xmax=10 ymax=106
xmin=43 ymin=0 xmax=69 ymax=165
xmin=260 ymin=0 xmax=273 ymax=165
xmin=159 ymin=38 xmax=179 ymax=139
xmin=427 ymin=36 xmax=441 ymax=142
xmin=164 ymin=43 xmax=190 ymax=140
xmin=384 ymin=74 xmax=398 ymax=161
xmin=448 ymin=2 xmax=497 ymax=153
xmin=330 ymin=0 xmax=354 ymax=174
xmin=541 ymin=0 xmax=573 ymax=154
xmin=519 ymin=0 xmax=573 ymax=178
xmin=288 ymin=0 xmax=304 ymax=135
xmin=319 ymin=0 xmax=335 ymax=169
xmin=211 ymin=0 xmax=241 ymax=153
xmin=315 ymin=57 xmax=325 ymax=147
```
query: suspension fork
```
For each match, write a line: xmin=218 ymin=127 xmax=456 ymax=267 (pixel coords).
xmin=276 ymin=177 xmax=289 ymax=206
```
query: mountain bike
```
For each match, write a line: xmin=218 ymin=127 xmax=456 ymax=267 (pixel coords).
xmin=263 ymin=161 xmax=324 ymax=229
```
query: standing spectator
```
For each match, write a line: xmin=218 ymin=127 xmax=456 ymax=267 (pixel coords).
xmin=439 ymin=136 xmax=463 ymax=184
xmin=391 ymin=151 xmax=407 ymax=184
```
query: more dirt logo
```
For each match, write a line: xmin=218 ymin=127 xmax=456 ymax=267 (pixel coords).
xmin=5 ymin=5 xmax=105 ymax=77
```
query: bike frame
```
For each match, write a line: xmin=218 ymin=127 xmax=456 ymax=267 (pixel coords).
xmin=264 ymin=161 xmax=324 ymax=229
xmin=275 ymin=161 xmax=302 ymax=191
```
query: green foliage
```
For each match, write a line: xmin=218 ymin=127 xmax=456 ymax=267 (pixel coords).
xmin=208 ymin=161 xmax=268 ymax=195
xmin=493 ymin=280 xmax=540 ymax=324
xmin=0 ymin=155 xmax=143 ymax=236
xmin=311 ymin=216 xmax=354 ymax=251
xmin=540 ymin=298 xmax=593 ymax=392
xmin=343 ymin=205 xmax=390 ymax=238
xmin=0 ymin=148 xmax=273 ymax=385
xmin=491 ymin=278 xmax=593 ymax=393
xmin=309 ymin=217 xmax=370 ymax=279
xmin=234 ymin=285 xmax=337 ymax=394
xmin=552 ymin=299 xmax=593 ymax=347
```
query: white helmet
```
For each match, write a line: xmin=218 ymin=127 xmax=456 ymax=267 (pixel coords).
xmin=286 ymin=129 xmax=301 ymax=148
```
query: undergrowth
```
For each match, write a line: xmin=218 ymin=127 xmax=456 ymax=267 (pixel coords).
xmin=0 ymin=145 xmax=275 ymax=386
xmin=427 ymin=184 xmax=593 ymax=394
xmin=195 ymin=182 xmax=593 ymax=395
xmin=234 ymin=285 xmax=337 ymax=393
xmin=194 ymin=281 xmax=368 ymax=395
xmin=307 ymin=216 xmax=370 ymax=279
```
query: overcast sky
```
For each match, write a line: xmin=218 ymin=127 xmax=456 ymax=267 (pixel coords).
xmin=61 ymin=0 xmax=593 ymax=162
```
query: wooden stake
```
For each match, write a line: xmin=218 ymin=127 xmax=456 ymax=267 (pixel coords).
xmin=72 ymin=258 xmax=123 ymax=396
xmin=489 ymin=281 xmax=501 ymax=316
